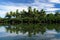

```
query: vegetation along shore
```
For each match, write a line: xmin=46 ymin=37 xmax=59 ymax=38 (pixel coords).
xmin=0 ymin=7 xmax=60 ymax=24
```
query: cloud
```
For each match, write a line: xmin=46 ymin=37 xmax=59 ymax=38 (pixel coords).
xmin=0 ymin=11 xmax=6 ymax=17
xmin=45 ymin=8 xmax=60 ymax=12
xmin=48 ymin=0 xmax=60 ymax=3
xmin=0 ymin=4 xmax=28 ymax=17
xmin=0 ymin=0 xmax=60 ymax=17
xmin=31 ymin=0 xmax=55 ymax=11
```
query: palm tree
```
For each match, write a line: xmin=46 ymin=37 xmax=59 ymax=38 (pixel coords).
xmin=5 ymin=12 xmax=11 ymax=19
xmin=15 ymin=9 xmax=19 ymax=18
xmin=12 ymin=12 xmax=16 ymax=18
xmin=40 ymin=9 xmax=46 ymax=16
xmin=39 ymin=9 xmax=46 ymax=23
xmin=55 ymin=11 xmax=60 ymax=23
xmin=28 ymin=7 xmax=32 ymax=17
xmin=46 ymin=13 xmax=54 ymax=23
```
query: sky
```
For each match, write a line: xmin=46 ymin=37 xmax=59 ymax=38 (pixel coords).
xmin=0 ymin=0 xmax=60 ymax=17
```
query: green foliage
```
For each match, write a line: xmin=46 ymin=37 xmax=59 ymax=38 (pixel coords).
xmin=3 ymin=7 xmax=60 ymax=23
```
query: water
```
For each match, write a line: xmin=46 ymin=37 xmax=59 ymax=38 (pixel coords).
xmin=0 ymin=23 xmax=60 ymax=40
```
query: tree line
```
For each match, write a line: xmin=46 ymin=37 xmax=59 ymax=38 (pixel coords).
xmin=0 ymin=7 xmax=60 ymax=24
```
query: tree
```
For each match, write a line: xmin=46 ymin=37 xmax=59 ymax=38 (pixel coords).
xmin=46 ymin=13 xmax=55 ymax=23
xmin=5 ymin=12 xmax=11 ymax=19
xmin=55 ymin=11 xmax=60 ymax=23
xmin=15 ymin=9 xmax=19 ymax=18
xmin=28 ymin=6 xmax=32 ymax=17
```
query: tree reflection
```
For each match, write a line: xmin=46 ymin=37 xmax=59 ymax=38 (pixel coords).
xmin=5 ymin=23 xmax=60 ymax=37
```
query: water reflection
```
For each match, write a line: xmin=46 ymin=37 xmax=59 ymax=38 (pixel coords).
xmin=5 ymin=23 xmax=60 ymax=36
xmin=5 ymin=24 xmax=45 ymax=36
xmin=0 ymin=23 xmax=60 ymax=40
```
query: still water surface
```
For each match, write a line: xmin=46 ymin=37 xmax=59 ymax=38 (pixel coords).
xmin=0 ymin=24 xmax=60 ymax=40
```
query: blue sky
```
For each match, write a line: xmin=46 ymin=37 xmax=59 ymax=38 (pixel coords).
xmin=0 ymin=0 xmax=60 ymax=17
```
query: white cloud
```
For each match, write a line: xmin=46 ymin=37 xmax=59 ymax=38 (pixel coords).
xmin=31 ymin=0 xmax=55 ymax=11
xmin=0 ymin=4 xmax=28 ymax=17
xmin=45 ymin=8 xmax=60 ymax=14
xmin=45 ymin=8 xmax=60 ymax=11
xmin=0 ymin=0 xmax=59 ymax=17
xmin=49 ymin=0 xmax=60 ymax=3
xmin=0 ymin=5 xmax=28 ymax=11
xmin=0 ymin=10 xmax=7 ymax=17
